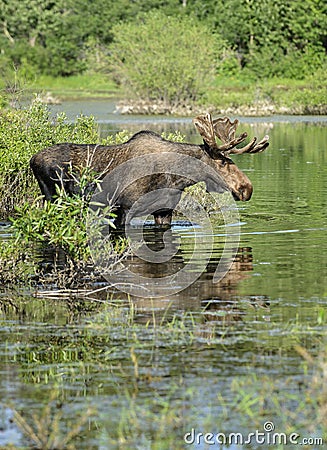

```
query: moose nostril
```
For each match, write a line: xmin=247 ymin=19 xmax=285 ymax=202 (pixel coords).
xmin=240 ymin=187 xmax=252 ymax=201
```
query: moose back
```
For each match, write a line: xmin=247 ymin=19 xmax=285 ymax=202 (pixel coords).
xmin=30 ymin=113 xmax=269 ymax=226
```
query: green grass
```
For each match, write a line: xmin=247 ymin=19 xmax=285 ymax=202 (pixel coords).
xmin=2 ymin=66 xmax=326 ymax=112
xmin=208 ymin=72 xmax=327 ymax=114
xmin=34 ymin=73 xmax=326 ymax=111
xmin=28 ymin=73 xmax=120 ymax=100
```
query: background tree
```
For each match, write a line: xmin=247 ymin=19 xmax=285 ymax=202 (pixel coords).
xmin=187 ymin=0 xmax=326 ymax=78
xmin=0 ymin=0 xmax=85 ymax=77
xmin=108 ymin=10 xmax=228 ymax=107
xmin=0 ymin=0 xmax=326 ymax=80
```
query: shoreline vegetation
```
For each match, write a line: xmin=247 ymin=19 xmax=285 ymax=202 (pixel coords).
xmin=14 ymin=72 xmax=327 ymax=117
xmin=0 ymin=3 xmax=325 ymax=118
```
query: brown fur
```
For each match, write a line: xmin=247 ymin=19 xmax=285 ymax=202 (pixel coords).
xmin=30 ymin=130 xmax=253 ymax=226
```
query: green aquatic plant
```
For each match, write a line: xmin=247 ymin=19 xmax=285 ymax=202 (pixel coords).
xmin=6 ymin=196 xmax=128 ymax=288
xmin=11 ymin=163 xmax=110 ymax=263
xmin=8 ymin=389 xmax=96 ymax=450
xmin=0 ymin=164 xmax=128 ymax=286
xmin=1 ymin=291 xmax=326 ymax=449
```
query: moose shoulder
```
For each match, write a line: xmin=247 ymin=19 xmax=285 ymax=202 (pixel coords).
xmin=30 ymin=113 xmax=269 ymax=226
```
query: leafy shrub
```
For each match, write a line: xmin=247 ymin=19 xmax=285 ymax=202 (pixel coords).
xmin=2 ymin=167 xmax=126 ymax=286
xmin=0 ymin=100 xmax=100 ymax=217
xmin=10 ymin=155 xmax=128 ymax=261
xmin=109 ymin=10 xmax=228 ymax=107
xmin=244 ymin=43 xmax=327 ymax=80
xmin=12 ymin=190 xmax=93 ymax=263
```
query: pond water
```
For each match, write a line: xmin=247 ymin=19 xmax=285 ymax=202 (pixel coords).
xmin=0 ymin=105 xmax=327 ymax=449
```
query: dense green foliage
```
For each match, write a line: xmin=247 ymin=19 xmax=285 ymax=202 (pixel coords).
xmin=12 ymin=180 xmax=98 ymax=263
xmin=109 ymin=11 xmax=226 ymax=105
xmin=0 ymin=183 xmax=127 ymax=284
xmin=0 ymin=0 xmax=325 ymax=92
xmin=0 ymin=192 xmax=92 ymax=286
xmin=188 ymin=0 xmax=327 ymax=79
xmin=0 ymin=100 xmax=100 ymax=216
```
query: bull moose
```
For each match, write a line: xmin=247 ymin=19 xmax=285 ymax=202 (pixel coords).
xmin=30 ymin=113 xmax=269 ymax=226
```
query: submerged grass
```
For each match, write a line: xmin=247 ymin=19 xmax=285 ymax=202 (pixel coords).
xmin=90 ymin=305 xmax=327 ymax=448
xmin=1 ymin=294 xmax=326 ymax=448
xmin=8 ymin=390 xmax=96 ymax=450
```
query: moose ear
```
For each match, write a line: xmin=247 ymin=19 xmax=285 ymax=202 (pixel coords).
xmin=193 ymin=113 xmax=218 ymax=152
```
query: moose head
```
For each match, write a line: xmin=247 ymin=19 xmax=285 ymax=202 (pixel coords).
xmin=193 ymin=112 xmax=269 ymax=202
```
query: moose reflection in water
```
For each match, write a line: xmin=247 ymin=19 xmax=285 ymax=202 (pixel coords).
xmin=90 ymin=225 xmax=270 ymax=324
xmin=30 ymin=113 xmax=269 ymax=226
xmin=34 ymin=223 xmax=269 ymax=326
xmin=120 ymin=242 xmax=269 ymax=325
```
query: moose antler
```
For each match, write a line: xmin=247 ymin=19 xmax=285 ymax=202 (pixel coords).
xmin=212 ymin=117 xmax=248 ymax=152
xmin=193 ymin=113 xmax=269 ymax=156
xmin=193 ymin=112 xmax=219 ymax=150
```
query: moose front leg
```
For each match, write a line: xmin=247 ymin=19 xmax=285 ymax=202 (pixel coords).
xmin=112 ymin=207 xmax=127 ymax=228
xmin=153 ymin=209 xmax=173 ymax=226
